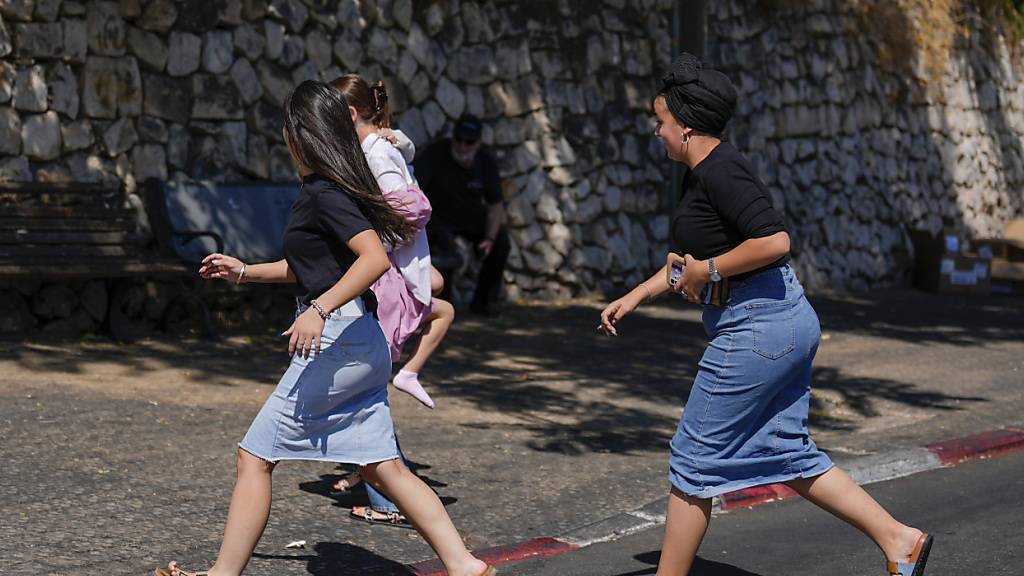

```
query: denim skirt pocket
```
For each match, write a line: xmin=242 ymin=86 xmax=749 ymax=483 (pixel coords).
xmin=745 ymin=299 xmax=796 ymax=360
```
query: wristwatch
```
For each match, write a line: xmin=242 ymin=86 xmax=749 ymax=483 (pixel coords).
xmin=708 ymin=257 xmax=722 ymax=282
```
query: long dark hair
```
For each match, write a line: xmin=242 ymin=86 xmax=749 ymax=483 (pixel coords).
xmin=330 ymin=74 xmax=390 ymax=129
xmin=283 ymin=80 xmax=413 ymax=246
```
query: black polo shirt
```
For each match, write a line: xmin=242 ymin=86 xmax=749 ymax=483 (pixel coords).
xmin=283 ymin=173 xmax=377 ymax=310
xmin=415 ymin=138 xmax=502 ymax=237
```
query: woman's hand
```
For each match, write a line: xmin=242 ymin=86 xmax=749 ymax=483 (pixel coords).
xmin=283 ymin=308 xmax=326 ymax=359
xmin=671 ymin=254 xmax=709 ymax=304
xmin=199 ymin=253 xmax=245 ymax=283
xmin=598 ymin=292 xmax=643 ymax=336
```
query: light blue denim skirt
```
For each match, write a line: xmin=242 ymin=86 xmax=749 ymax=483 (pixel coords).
xmin=239 ymin=298 xmax=400 ymax=465
xmin=668 ymin=265 xmax=834 ymax=499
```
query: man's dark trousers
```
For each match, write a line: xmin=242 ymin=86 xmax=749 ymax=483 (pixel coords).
xmin=430 ymin=225 xmax=510 ymax=311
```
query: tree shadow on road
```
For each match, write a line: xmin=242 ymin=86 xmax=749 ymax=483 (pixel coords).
xmin=809 ymin=290 xmax=1024 ymax=347
xmin=1 ymin=289 xmax=1016 ymax=459
xmin=808 ymin=365 xmax=988 ymax=431
xmin=427 ymin=292 xmax=1008 ymax=454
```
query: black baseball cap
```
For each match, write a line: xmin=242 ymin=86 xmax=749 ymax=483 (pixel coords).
xmin=453 ymin=114 xmax=482 ymax=142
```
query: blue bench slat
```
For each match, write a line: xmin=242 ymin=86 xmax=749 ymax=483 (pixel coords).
xmin=162 ymin=180 xmax=300 ymax=264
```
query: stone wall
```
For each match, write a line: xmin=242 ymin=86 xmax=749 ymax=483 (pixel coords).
xmin=2 ymin=0 xmax=1023 ymax=321
xmin=0 ymin=0 xmax=675 ymax=311
xmin=708 ymin=0 xmax=1024 ymax=290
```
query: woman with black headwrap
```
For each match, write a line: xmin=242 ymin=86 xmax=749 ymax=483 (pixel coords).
xmin=599 ymin=53 xmax=932 ymax=576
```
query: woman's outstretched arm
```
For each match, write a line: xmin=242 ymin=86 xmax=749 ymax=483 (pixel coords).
xmin=240 ymin=259 xmax=295 ymax=284
xmin=200 ymin=255 xmax=295 ymax=284
xmin=599 ymin=263 xmax=670 ymax=336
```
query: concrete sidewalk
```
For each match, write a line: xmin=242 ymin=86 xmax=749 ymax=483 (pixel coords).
xmin=0 ymin=288 xmax=1021 ymax=575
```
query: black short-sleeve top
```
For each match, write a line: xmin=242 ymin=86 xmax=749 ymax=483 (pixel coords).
xmin=671 ymin=143 xmax=789 ymax=277
xmin=415 ymin=139 xmax=503 ymax=236
xmin=283 ymin=173 xmax=377 ymax=310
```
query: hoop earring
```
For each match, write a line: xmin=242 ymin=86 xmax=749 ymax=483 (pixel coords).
xmin=680 ymin=132 xmax=691 ymax=152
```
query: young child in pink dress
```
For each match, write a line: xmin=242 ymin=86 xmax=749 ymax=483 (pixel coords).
xmin=331 ymin=74 xmax=455 ymax=410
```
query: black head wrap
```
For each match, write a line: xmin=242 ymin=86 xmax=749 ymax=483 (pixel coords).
xmin=658 ymin=52 xmax=737 ymax=137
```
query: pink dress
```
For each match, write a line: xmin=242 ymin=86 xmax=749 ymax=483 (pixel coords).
xmin=362 ymin=132 xmax=434 ymax=361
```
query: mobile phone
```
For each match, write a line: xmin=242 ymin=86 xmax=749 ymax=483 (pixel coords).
xmin=666 ymin=253 xmax=686 ymax=288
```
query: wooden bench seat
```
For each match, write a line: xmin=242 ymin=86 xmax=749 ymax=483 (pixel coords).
xmin=0 ymin=182 xmax=215 ymax=338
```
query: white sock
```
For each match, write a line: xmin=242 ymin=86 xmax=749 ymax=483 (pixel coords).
xmin=392 ymin=370 xmax=435 ymax=409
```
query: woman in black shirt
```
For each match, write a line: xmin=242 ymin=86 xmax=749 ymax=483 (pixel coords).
xmin=158 ymin=81 xmax=495 ymax=576
xmin=599 ymin=54 xmax=931 ymax=576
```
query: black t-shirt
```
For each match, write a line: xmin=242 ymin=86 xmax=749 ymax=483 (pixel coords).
xmin=415 ymin=138 xmax=502 ymax=238
xmin=671 ymin=143 xmax=788 ymax=276
xmin=283 ymin=174 xmax=377 ymax=310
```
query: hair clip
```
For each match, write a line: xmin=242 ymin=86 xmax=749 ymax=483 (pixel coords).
xmin=372 ymin=84 xmax=388 ymax=113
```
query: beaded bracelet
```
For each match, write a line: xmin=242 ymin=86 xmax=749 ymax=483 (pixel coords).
xmin=310 ymin=299 xmax=331 ymax=321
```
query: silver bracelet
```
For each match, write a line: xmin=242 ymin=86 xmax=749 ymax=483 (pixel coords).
xmin=236 ymin=263 xmax=246 ymax=285
xmin=309 ymin=299 xmax=331 ymax=321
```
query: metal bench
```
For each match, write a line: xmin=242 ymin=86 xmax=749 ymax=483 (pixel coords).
xmin=144 ymin=178 xmax=301 ymax=333
xmin=0 ymin=181 xmax=216 ymax=339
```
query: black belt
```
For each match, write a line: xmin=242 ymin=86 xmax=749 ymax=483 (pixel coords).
xmin=730 ymin=261 xmax=787 ymax=282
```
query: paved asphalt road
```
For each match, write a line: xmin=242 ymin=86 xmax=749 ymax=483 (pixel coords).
xmin=507 ymin=450 xmax=1024 ymax=576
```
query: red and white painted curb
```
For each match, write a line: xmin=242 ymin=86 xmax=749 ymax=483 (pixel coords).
xmin=403 ymin=425 xmax=1024 ymax=575
xmin=406 ymin=538 xmax=576 ymax=576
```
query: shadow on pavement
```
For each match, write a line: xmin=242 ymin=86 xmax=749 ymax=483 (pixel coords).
xmin=252 ymin=541 xmax=411 ymax=575
xmin=809 ymin=290 xmax=1024 ymax=346
xmin=2 ymin=289 xmax=1018 ymax=458
xmin=610 ymin=550 xmax=762 ymax=575
xmin=298 ymin=461 xmax=458 ymax=511
xmin=427 ymin=290 xmax=1013 ymax=453
xmin=808 ymin=366 xmax=988 ymax=430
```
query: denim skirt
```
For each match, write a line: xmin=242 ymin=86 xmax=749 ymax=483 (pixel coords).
xmin=668 ymin=265 xmax=834 ymax=499
xmin=239 ymin=298 xmax=399 ymax=465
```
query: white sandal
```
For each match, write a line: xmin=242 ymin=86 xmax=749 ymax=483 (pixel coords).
xmin=154 ymin=561 xmax=208 ymax=576
xmin=331 ymin=471 xmax=363 ymax=492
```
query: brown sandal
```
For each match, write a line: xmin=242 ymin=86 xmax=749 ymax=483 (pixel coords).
xmin=887 ymin=533 xmax=933 ymax=576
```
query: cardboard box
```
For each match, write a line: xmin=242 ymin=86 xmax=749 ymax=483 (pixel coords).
xmin=1004 ymin=219 xmax=1024 ymax=261
xmin=991 ymin=258 xmax=1024 ymax=281
xmin=977 ymin=219 xmax=1024 ymax=262
xmin=937 ymin=254 xmax=991 ymax=294
xmin=910 ymin=229 xmax=990 ymax=294
xmin=972 ymin=238 xmax=1008 ymax=260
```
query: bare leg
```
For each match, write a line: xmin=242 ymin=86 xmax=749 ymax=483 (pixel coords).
xmin=655 ymin=486 xmax=711 ymax=576
xmin=402 ymin=298 xmax=455 ymax=374
xmin=431 ymin=265 xmax=444 ymax=297
xmin=785 ymin=467 xmax=923 ymax=563
xmin=361 ymin=459 xmax=487 ymax=576
xmin=208 ymin=448 xmax=277 ymax=576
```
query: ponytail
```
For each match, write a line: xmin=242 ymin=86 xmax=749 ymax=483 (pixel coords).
xmin=330 ymin=74 xmax=390 ymax=129
xmin=370 ymin=81 xmax=390 ymax=129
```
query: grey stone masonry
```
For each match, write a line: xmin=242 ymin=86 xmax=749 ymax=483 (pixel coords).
xmin=166 ymin=31 xmax=201 ymax=77
xmin=13 ymin=64 xmax=46 ymax=112
xmin=1 ymin=0 xmax=1021 ymax=299
xmin=706 ymin=1 xmax=1024 ymax=291
xmin=21 ymin=111 xmax=61 ymax=160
